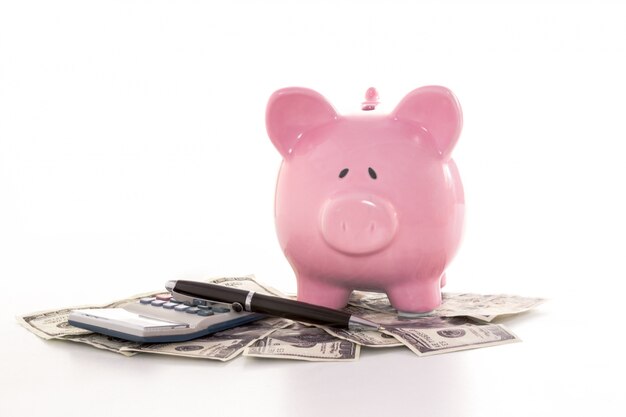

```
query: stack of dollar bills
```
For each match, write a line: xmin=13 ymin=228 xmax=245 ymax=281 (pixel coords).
xmin=18 ymin=276 xmax=544 ymax=362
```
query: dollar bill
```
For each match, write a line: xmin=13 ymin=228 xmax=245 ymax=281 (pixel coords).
xmin=18 ymin=276 xmax=534 ymax=361
xmin=439 ymin=293 xmax=545 ymax=321
xmin=63 ymin=333 xmax=141 ymax=356
xmin=204 ymin=275 xmax=287 ymax=297
xmin=16 ymin=275 xmax=280 ymax=357
xmin=17 ymin=307 xmax=96 ymax=340
xmin=314 ymin=304 xmax=519 ymax=356
xmin=381 ymin=316 xmax=520 ymax=356
xmin=305 ymin=306 xmax=404 ymax=348
xmin=16 ymin=290 xmax=161 ymax=354
xmin=16 ymin=288 xmax=162 ymax=340
xmin=349 ymin=291 xmax=545 ymax=322
xmin=121 ymin=317 xmax=292 ymax=361
xmin=243 ymin=323 xmax=360 ymax=361
xmin=315 ymin=326 xmax=403 ymax=348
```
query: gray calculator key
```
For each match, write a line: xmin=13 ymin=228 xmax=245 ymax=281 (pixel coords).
xmin=163 ymin=302 xmax=178 ymax=309
xmin=151 ymin=300 xmax=167 ymax=307
xmin=186 ymin=307 xmax=200 ymax=314
xmin=197 ymin=308 xmax=214 ymax=316
xmin=140 ymin=297 xmax=155 ymax=304
xmin=174 ymin=304 xmax=190 ymax=312
xmin=213 ymin=306 xmax=230 ymax=313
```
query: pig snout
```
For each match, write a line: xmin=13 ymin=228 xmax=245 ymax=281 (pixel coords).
xmin=320 ymin=195 xmax=398 ymax=255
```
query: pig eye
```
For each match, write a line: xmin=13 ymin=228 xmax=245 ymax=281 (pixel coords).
xmin=368 ymin=167 xmax=377 ymax=180
xmin=339 ymin=168 xmax=349 ymax=178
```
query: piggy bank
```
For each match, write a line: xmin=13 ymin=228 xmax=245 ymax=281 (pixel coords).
xmin=265 ymin=86 xmax=464 ymax=314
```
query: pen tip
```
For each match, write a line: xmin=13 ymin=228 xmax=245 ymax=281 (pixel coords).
xmin=165 ymin=280 xmax=176 ymax=292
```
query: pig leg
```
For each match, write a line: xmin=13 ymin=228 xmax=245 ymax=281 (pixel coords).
xmin=386 ymin=276 xmax=443 ymax=314
xmin=296 ymin=276 xmax=352 ymax=309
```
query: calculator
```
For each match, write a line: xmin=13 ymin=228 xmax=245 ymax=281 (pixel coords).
xmin=68 ymin=293 xmax=263 ymax=343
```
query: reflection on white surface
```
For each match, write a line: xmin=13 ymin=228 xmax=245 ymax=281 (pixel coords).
xmin=281 ymin=351 xmax=470 ymax=417
xmin=4 ymin=285 xmax=624 ymax=417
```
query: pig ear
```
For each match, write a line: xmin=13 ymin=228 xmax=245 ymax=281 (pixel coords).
xmin=266 ymin=87 xmax=338 ymax=158
xmin=393 ymin=86 xmax=463 ymax=159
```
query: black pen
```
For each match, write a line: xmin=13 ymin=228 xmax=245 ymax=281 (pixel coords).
xmin=165 ymin=280 xmax=381 ymax=332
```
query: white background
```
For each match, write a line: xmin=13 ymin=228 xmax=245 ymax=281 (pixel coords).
xmin=1 ymin=0 xmax=625 ymax=416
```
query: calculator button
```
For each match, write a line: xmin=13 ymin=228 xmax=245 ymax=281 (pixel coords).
xmin=156 ymin=294 xmax=172 ymax=301
xmin=140 ymin=297 xmax=156 ymax=304
xmin=197 ymin=309 xmax=214 ymax=316
xmin=151 ymin=300 xmax=167 ymax=307
xmin=213 ymin=306 xmax=230 ymax=313
xmin=186 ymin=307 xmax=200 ymax=314
xmin=174 ymin=304 xmax=190 ymax=312
xmin=193 ymin=298 xmax=209 ymax=306
xmin=163 ymin=302 xmax=178 ymax=309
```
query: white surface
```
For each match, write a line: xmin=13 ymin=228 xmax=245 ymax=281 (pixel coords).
xmin=1 ymin=1 xmax=625 ymax=416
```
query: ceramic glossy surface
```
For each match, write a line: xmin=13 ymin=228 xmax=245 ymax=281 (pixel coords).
xmin=266 ymin=86 xmax=464 ymax=313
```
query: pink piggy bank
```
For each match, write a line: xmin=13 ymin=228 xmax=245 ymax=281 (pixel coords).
xmin=266 ymin=86 xmax=464 ymax=314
